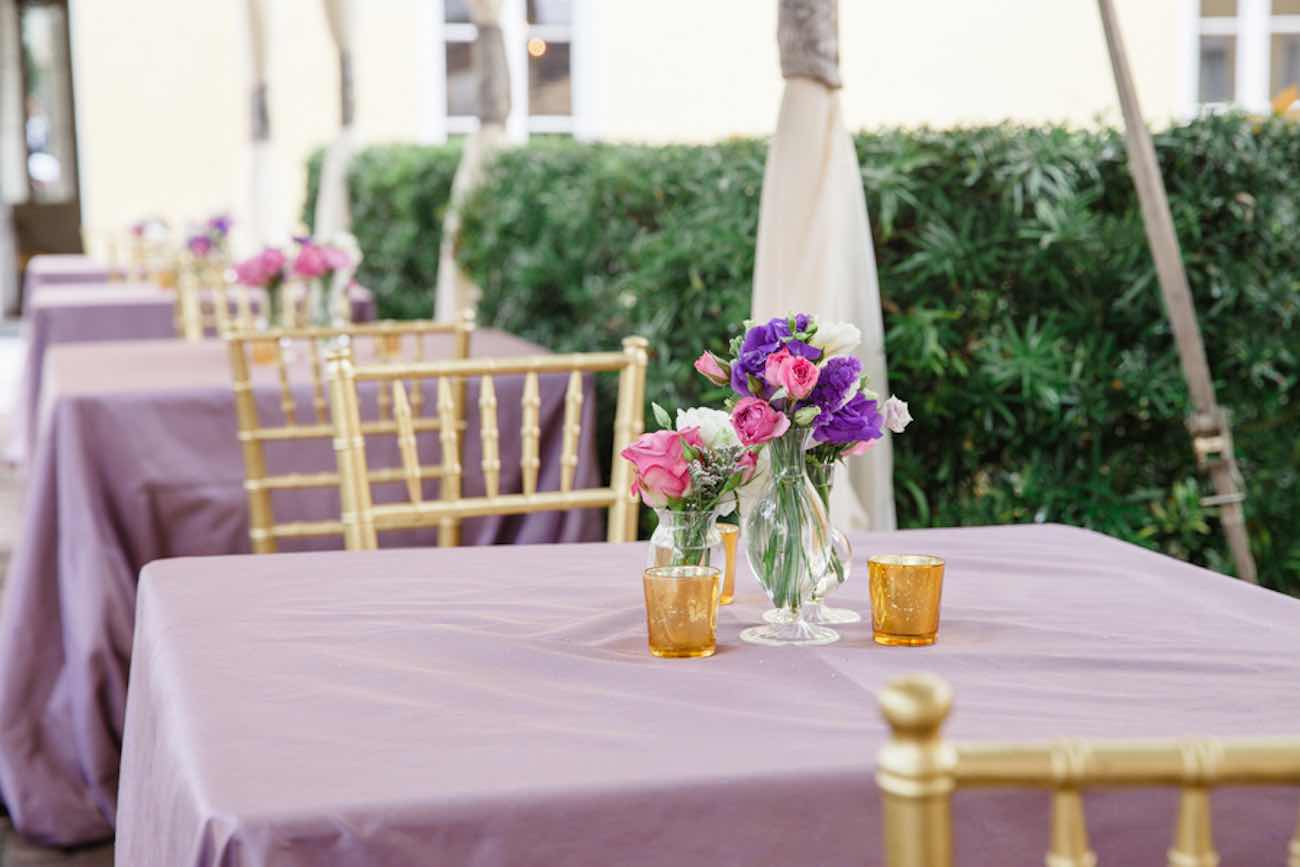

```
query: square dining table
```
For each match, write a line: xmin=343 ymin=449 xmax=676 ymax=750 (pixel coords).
xmin=4 ymin=282 xmax=377 ymax=464
xmin=0 ymin=332 xmax=603 ymax=846
xmin=115 ymin=525 xmax=1300 ymax=867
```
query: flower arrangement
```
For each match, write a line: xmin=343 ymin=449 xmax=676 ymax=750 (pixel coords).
xmin=185 ymin=213 xmax=232 ymax=259
xmin=621 ymin=405 xmax=759 ymax=566
xmin=694 ymin=313 xmax=915 ymax=644
xmin=233 ymin=247 xmax=289 ymax=326
xmin=291 ymin=233 xmax=361 ymax=328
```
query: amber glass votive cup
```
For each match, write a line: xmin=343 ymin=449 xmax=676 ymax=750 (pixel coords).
xmin=868 ymin=554 xmax=946 ymax=647
xmin=717 ymin=523 xmax=738 ymax=605
xmin=643 ymin=565 xmax=721 ymax=658
xmin=250 ymin=337 xmax=278 ymax=366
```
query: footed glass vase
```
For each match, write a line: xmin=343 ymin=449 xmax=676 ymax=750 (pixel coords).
xmin=764 ymin=458 xmax=860 ymax=626
xmin=648 ymin=508 xmax=722 ymax=569
xmin=740 ymin=428 xmax=838 ymax=646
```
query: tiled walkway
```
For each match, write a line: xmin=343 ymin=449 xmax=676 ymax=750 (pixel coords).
xmin=0 ymin=325 xmax=113 ymax=865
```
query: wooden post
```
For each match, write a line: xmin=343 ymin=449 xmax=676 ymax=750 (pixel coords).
xmin=876 ymin=675 xmax=957 ymax=867
xmin=1096 ymin=0 xmax=1257 ymax=583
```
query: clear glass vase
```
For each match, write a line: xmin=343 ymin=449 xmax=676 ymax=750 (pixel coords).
xmin=740 ymin=427 xmax=839 ymax=646
xmin=647 ymin=508 xmax=722 ymax=569
xmin=764 ymin=458 xmax=861 ymax=626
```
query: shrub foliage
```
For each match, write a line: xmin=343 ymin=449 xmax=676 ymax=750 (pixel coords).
xmin=318 ymin=116 xmax=1300 ymax=593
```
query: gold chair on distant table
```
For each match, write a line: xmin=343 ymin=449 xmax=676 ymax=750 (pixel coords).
xmin=228 ymin=314 xmax=476 ymax=553
xmin=326 ymin=336 xmax=648 ymax=550
xmin=176 ymin=252 xmax=251 ymax=340
xmin=876 ymin=674 xmax=1300 ymax=867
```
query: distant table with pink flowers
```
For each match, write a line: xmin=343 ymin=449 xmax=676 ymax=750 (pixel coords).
xmin=113 ymin=525 xmax=1300 ymax=867
xmin=4 ymin=282 xmax=377 ymax=464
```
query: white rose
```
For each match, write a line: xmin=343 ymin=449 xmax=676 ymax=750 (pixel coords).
xmin=675 ymin=406 xmax=738 ymax=450
xmin=811 ymin=320 xmax=861 ymax=358
xmin=883 ymin=395 xmax=913 ymax=434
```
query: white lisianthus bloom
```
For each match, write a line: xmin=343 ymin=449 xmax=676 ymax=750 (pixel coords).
xmin=676 ymin=406 xmax=739 ymax=450
xmin=883 ymin=395 xmax=913 ymax=434
xmin=810 ymin=320 xmax=861 ymax=358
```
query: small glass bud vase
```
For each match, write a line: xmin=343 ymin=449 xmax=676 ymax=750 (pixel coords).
xmin=648 ymin=508 xmax=722 ymax=569
xmin=740 ymin=427 xmax=839 ymax=647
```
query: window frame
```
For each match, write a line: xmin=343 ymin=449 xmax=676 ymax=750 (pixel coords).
xmin=1185 ymin=0 xmax=1300 ymax=113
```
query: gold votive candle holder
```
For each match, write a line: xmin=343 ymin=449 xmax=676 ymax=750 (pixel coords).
xmin=250 ymin=337 xmax=278 ymax=366
xmin=868 ymin=554 xmax=945 ymax=647
xmin=717 ymin=523 xmax=738 ymax=605
xmin=643 ymin=565 xmax=721 ymax=658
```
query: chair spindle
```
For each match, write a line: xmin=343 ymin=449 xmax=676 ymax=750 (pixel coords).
xmin=1169 ymin=787 xmax=1219 ymax=867
xmin=1047 ymin=788 xmax=1096 ymax=867
xmin=521 ymin=372 xmax=541 ymax=497
xmin=561 ymin=371 xmax=583 ymax=492
xmin=480 ymin=375 xmax=501 ymax=498
xmin=392 ymin=382 xmax=423 ymax=504
xmin=309 ymin=340 xmax=329 ymax=423
xmin=437 ymin=377 xmax=462 ymax=546
xmin=275 ymin=340 xmax=297 ymax=423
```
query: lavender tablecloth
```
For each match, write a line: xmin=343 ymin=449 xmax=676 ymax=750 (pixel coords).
xmin=4 ymin=284 xmax=379 ymax=464
xmin=21 ymin=255 xmax=122 ymax=294
xmin=0 ymin=332 xmax=603 ymax=846
xmin=115 ymin=525 xmax=1300 ymax=867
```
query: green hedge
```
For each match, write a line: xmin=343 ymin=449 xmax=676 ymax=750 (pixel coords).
xmin=314 ymin=116 xmax=1300 ymax=594
xmin=305 ymin=143 xmax=461 ymax=319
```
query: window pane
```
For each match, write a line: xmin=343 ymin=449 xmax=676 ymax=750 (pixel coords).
xmin=528 ymin=40 xmax=571 ymax=115
xmin=21 ymin=3 xmax=76 ymax=202
xmin=1272 ymin=33 xmax=1300 ymax=97
xmin=1201 ymin=0 xmax=1237 ymax=15
xmin=527 ymin=0 xmax=573 ymax=25
xmin=1199 ymin=34 xmax=1236 ymax=102
xmin=445 ymin=41 xmax=478 ymax=116
xmin=1273 ymin=0 xmax=1300 ymax=13
xmin=444 ymin=0 xmax=471 ymax=24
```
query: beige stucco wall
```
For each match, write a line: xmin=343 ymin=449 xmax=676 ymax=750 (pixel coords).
xmin=69 ymin=0 xmax=1186 ymax=256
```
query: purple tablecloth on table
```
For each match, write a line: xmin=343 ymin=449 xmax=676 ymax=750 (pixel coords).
xmin=114 ymin=525 xmax=1300 ymax=867
xmin=21 ymin=255 xmax=122 ymax=294
xmin=0 ymin=332 xmax=603 ymax=846
xmin=4 ymin=284 xmax=379 ymax=464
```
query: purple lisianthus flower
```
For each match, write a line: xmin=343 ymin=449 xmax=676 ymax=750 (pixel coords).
xmin=813 ymin=392 xmax=883 ymax=445
xmin=770 ymin=314 xmax=813 ymax=337
xmin=810 ymin=356 xmax=861 ymax=412
xmin=208 ymin=214 xmax=232 ymax=236
xmin=187 ymin=234 xmax=213 ymax=257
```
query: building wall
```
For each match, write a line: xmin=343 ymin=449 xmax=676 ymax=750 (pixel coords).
xmin=67 ymin=0 xmax=1185 ymax=257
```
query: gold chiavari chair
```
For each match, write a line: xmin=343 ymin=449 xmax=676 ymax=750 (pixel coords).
xmin=176 ymin=252 xmax=254 ymax=340
xmin=326 ymin=336 xmax=648 ymax=550
xmin=876 ymin=674 xmax=1300 ymax=867
xmin=227 ymin=313 xmax=476 ymax=553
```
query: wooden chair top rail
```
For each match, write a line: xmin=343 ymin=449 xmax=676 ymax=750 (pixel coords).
xmin=348 ymin=349 xmax=640 ymax=383
xmin=226 ymin=315 xmax=475 ymax=343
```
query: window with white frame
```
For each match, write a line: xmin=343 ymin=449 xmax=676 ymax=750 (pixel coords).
xmin=1194 ymin=0 xmax=1300 ymax=109
xmin=439 ymin=0 xmax=575 ymax=138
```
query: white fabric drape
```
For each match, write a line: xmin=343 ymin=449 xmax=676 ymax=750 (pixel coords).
xmin=314 ymin=0 xmax=356 ymax=239
xmin=751 ymin=77 xmax=896 ymax=531
xmin=0 ymin=0 xmax=19 ymax=315
xmin=245 ymin=0 xmax=274 ymax=246
xmin=435 ymin=0 xmax=509 ymax=321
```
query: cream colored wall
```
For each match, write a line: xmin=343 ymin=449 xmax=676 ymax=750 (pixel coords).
xmin=592 ymin=0 xmax=1185 ymax=141
xmin=71 ymin=0 xmax=430 ymax=256
xmin=69 ymin=0 xmax=1186 ymax=254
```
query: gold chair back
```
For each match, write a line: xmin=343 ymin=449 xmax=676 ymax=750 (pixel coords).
xmin=227 ymin=314 xmax=475 ymax=553
xmin=326 ymin=336 xmax=648 ymax=550
xmin=876 ymin=675 xmax=1300 ymax=867
xmin=176 ymin=252 xmax=251 ymax=340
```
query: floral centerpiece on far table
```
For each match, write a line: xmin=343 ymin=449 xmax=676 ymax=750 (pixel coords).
xmin=695 ymin=313 xmax=913 ymax=646
xmin=233 ymin=246 xmax=288 ymax=328
xmin=621 ymin=405 xmax=759 ymax=568
xmin=291 ymin=233 xmax=361 ymax=328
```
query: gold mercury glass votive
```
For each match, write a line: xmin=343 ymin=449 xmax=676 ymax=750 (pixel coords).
xmin=717 ymin=523 xmax=739 ymax=605
xmin=868 ymin=554 xmax=946 ymax=647
xmin=643 ymin=565 xmax=721 ymax=658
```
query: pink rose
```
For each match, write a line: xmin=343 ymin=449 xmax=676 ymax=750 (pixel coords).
xmin=844 ymin=439 xmax=877 ymax=457
xmin=257 ymin=247 xmax=286 ymax=275
xmin=738 ymin=449 xmax=759 ymax=481
xmin=763 ymin=348 xmax=791 ymax=387
xmin=883 ymin=395 xmax=913 ymax=434
xmin=321 ymin=246 xmax=353 ymax=271
xmin=694 ymin=352 xmax=729 ymax=387
xmin=779 ymin=355 xmax=820 ymax=399
xmin=293 ymin=243 xmax=329 ymax=279
xmin=621 ymin=429 xmax=693 ymax=507
xmin=730 ymin=397 xmax=790 ymax=446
